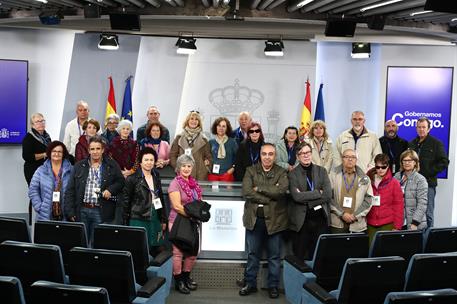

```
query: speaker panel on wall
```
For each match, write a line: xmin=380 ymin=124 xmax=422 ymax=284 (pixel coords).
xmin=367 ymin=15 xmax=385 ymax=31
xmin=424 ymin=0 xmax=457 ymax=14
xmin=325 ymin=19 xmax=356 ymax=37
xmin=109 ymin=14 xmax=141 ymax=31
xmin=84 ymin=4 xmax=100 ymax=19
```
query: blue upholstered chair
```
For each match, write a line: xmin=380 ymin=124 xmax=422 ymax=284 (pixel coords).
xmin=30 ymin=280 xmax=110 ymax=304
xmin=423 ymin=226 xmax=457 ymax=253
xmin=283 ymin=233 xmax=368 ymax=304
xmin=302 ymin=256 xmax=406 ymax=304
xmin=67 ymin=247 xmax=168 ymax=304
xmin=369 ymin=230 xmax=423 ymax=262
xmin=384 ymin=288 xmax=457 ymax=304
xmin=0 ymin=276 xmax=25 ymax=304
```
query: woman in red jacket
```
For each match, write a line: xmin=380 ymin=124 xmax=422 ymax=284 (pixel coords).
xmin=366 ymin=153 xmax=404 ymax=245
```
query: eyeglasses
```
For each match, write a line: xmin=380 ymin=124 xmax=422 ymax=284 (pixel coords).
xmin=190 ymin=110 xmax=200 ymax=114
xmin=34 ymin=119 xmax=46 ymax=124
xmin=248 ymin=129 xmax=261 ymax=134
xmin=343 ymin=155 xmax=356 ymax=160
xmin=298 ymin=151 xmax=312 ymax=156
xmin=402 ymin=159 xmax=415 ymax=163
xmin=375 ymin=165 xmax=388 ymax=170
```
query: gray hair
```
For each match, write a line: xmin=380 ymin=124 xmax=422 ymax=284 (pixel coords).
xmin=105 ymin=113 xmax=120 ymax=123
xmin=30 ymin=113 xmax=44 ymax=125
xmin=117 ymin=119 xmax=133 ymax=133
xmin=76 ymin=100 xmax=89 ymax=110
xmin=175 ymin=154 xmax=195 ymax=173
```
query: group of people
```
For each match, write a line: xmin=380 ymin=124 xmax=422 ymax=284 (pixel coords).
xmin=22 ymin=101 xmax=449 ymax=299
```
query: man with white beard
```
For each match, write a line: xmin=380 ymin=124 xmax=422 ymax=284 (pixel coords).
xmin=334 ymin=111 xmax=382 ymax=173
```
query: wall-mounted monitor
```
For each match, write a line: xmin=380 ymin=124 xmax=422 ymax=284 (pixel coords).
xmin=0 ymin=59 xmax=28 ymax=145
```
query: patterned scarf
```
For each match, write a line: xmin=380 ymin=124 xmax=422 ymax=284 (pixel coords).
xmin=30 ymin=128 xmax=51 ymax=146
xmin=183 ymin=126 xmax=202 ymax=147
xmin=176 ymin=175 xmax=202 ymax=203
xmin=215 ymin=135 xmax=228 ymax=159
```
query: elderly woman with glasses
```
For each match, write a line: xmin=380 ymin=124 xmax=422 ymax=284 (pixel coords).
xmin=22 ymin=113 xmax=52 ymax=223
xmin=234 ymin=122 xmax=265 ymax=181
xmin=170 ymin=111 xmax=212 ymax=181
xmin=168 ymin=154 xmax=203 ymax=294
xmin=75 ymin=119 xmax=101 ymax=162
xmin=394 ymin=149 xmax=428 ymax=230
xmin=28 ymin=141 xmax=72 ymax=221
xmin=101 ymin=113 xmax=120 ymax=144
xmin=366 ymin=153 xmax=404 ymax=244
xmin=107 ymin=119 xmax=138 ymax=178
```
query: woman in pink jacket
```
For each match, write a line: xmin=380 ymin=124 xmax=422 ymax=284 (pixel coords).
xmin=366 ymin=153 xmax=404 ymax=245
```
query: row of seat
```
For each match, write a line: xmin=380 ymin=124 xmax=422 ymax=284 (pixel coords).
xmin=284 ymin=230 xmax=457 ymax=304
xmin=0 ymin=216 xmax=173 ymax=304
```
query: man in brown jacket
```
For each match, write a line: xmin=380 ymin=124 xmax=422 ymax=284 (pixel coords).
xmin=239 ymin=143 xmax=289 ymax=299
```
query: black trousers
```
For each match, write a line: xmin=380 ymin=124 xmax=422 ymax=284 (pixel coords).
xmin=292 ymin=210 xmax=328 ymax=261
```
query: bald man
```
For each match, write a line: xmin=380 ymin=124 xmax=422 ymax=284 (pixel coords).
xmin=379 ymin=120 xmax=408 ymax=174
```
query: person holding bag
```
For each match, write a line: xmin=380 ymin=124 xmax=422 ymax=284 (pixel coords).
xmin=28 ymin=141 xmax=72 ymax=221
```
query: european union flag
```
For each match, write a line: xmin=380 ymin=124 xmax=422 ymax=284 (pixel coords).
xmin=314 ymin=83 xmax=325 ymax=122
xmin=121 ymin=76 xmax=133 ymax=122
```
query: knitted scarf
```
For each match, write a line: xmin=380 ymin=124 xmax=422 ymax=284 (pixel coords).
xmin=215 ymin=135 xmax=228 ymax=159
xmin=176 ymin=175 xmax=203 ymax=203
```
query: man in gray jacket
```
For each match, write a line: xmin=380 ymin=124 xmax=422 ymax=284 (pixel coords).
xmin=239 ymin=143 xmax=288 ymax=299
xmin=288 ymin=142 xmax=332 ymax=260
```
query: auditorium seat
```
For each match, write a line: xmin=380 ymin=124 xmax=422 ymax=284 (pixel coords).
xmin=283 ymin=233 xmax=368 ymax=304
xmin=67 ymin=247 xmax=167 ymax=304
xmin=93 ymin=223 xmax=172 ymax=294
xmin=0 ymin=216 xmax=30 ymax=243
xmin=0 ymin=276 xmax=25 ymax=304
xmin=404 ymin=252 xmax=457 ymax=291
xmin=34 ymin=220 xmax=87 ymax=270
xmin=384 ymin=288 xmax=457 ymax=304
xmin=369 ymin=230 xmax=423 ymax=262
xmin=423 ymin=227 xmax=457 ymax=253
xmin=0 ymin=241 xmax=66 ymax=302
xmin=302 ymin=256 xmax=406 ymax=304
xmin=30 ymin=280 xmax=110 ymax=304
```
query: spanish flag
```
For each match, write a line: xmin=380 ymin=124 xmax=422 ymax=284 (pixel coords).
xmin=105 ymin=76 xmax=117 ymax=119
xmin=299 ymin=79 xmax=312 ymax=140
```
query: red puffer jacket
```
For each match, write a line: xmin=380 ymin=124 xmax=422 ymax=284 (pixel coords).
xmin=366 ymin=168 xmax=404 ymax=230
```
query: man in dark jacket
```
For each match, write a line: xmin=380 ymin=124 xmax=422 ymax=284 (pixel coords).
xmin=379 ymin=120 xmax=408 ymax=174
xmin=409 ymin=117 xmax=449 ymax=228
xmin=64 ymin=136 xmax=124 ymax=244
xmin=239 ymin=143 xmax=288 ymax=299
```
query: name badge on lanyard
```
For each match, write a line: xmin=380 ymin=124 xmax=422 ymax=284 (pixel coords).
xmin=184 ymin=148 xmax=192 ymax=156
xmin=152 ymin=198 xmax=162 ymax=210
xmin=372 ymin=195 xmax=381 ymax=206
xmin=52 ymin=191 xmax=60 ymax=202
xmin=343 ymin=197 xmax=353 ymax=208
xmin=212 ymin=164 xmax=220 ymax=174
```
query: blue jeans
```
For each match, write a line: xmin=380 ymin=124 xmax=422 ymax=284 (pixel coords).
xmin=245 ymin=217 xmax=282 ymax=288
xmin=426 ymin=186 xmax=436 ymax=228
xmin=80 ymin=207 xmax=102 ymax=246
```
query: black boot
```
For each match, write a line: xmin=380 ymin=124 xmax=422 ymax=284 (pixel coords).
xmin=174 ymin=273 xmax=190 ymax=294
xmin=182 ymin=271 xmax=198 ymax=291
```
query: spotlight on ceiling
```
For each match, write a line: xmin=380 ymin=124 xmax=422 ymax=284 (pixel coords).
xmin=264 ymin=40 xmax=284 ymax=57
xmin=176 ymin=37 xmax=197 ymax=55
xmin=351 ymin=42 xmax=371 ymax=59
xmin=98 ymin=34 xmax=119 ymax=50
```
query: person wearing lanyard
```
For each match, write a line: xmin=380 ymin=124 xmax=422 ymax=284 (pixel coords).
xmin=170 ymin=111 xmax=212 ymax=181
xmin=288 ymin=142 xmax=332 ymax=260
xmin=168 ymin=154 xmax=203 ymax=294
xmin=63 ymin=100 xmax=90 ymax=156
xmin=231 ymin=111 xmax=252 ymax=145
xmin=208 ymin=117 xmax=238 ymax=182
xmin=234 ymin=122 xmax=265 ymax=181
xmin=101 ymin=113 xmax=120 ymax=145
xmin=334 ymin=111 xmax=382 ymax=173
xmin=64 ymin=136 xmax=125 ymax=244
xmin=138 ymin=121 xmax=170 ymax=170
xmin=28 ymin=141 xmax=72 ymax=221
xmin=107 ymin=119 xmax=138 ymax=178
xmin=329 ymin=148 xmax=373 ymax=233
xmin=366 ymin=153 xmax=404 ymax=245
xmin=275 ymin=126 xmax=299 ymax=172
xmin=379 ymin=120 xmax=408 ymax=174
xmin=75 ymin=119 xmax=101 ymax=162
xmin=122 ymin=147 xmax=167 ymax=257
xmin=305 ymin=120 xmax=334 ymax=174
xmin=394 ymin=149 xmax=428 ymax=230
xmin=239 ymin=143 xmax=288 ymax=299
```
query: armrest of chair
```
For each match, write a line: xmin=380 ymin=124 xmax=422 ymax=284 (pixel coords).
xmin=284 ymin=255 xmax=313 ymax=272
xmin=137 ymin=276 xmax=165 ymax=298
xmin=303 ymin=281 xmax=337 ymax=304
xmin=150 ymin=250 xmax=172 ymax=267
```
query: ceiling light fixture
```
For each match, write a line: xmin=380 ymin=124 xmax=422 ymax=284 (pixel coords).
xmin=451 ymin=18 xmax=457 ymax=22
xmin=36 ymin=0 xmax=48 ymax=3
xmin=296 ymin=0 xmax=314 ymax=9
xmin=264 ymin=40 xmax=284 ymax=57
xmin=176 ymin=37 xmax=197 ymax=55
xmin=410 ymin=10 xmax=433 ymax=16
xmin=360 ymin=0 xmax=403 ymax=12
xmin=351 ymin=42 xmax=371 ymax=59
xmin=98 ymin=34 xmax=119 ymax=50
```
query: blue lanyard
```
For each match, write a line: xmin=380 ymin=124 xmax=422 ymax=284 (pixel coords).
xmin=287 ymin=145 xmax=294 ymax=162
xmin=343 ymin=171 xmax=356 ymax=192
xmin=306 ymin=176 xmax=314 ymax=191
xmin=386 ymin=142 xmax=395 ymax=160
xmin=77 ymin=120 xmax=82 ymax=136
xmin=53 ymin=166 xmax=63 ymax=189
xmin=249 ymin=146 xmax=259 ymax=164
xmin=91 ymin=164 xmax=102 ymax=183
